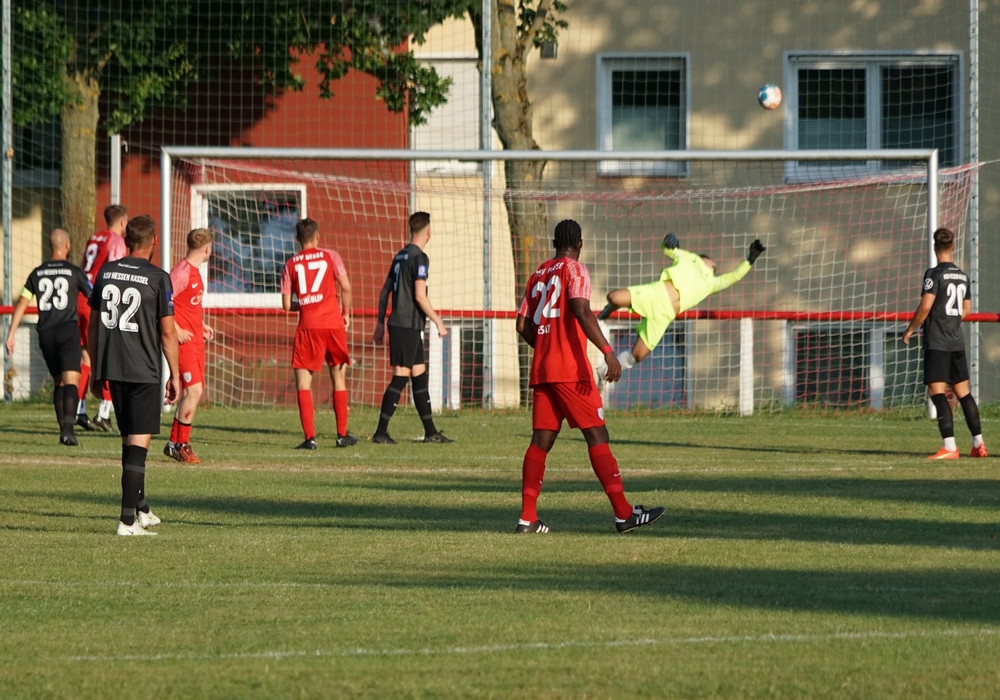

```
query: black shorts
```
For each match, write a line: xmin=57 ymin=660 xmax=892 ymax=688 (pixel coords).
xmin=108 ymin=381 xmax=163 ymax=436
xmin=924 ymin=349 xmax=970 ymax=385
xmin=388 ymin=326 xmax=425 ymax=368
xmin=37 ymin=323 xmax=82 ymax=377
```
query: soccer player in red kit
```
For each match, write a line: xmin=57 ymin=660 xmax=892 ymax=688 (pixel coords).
xmin=280 ymin=218 xmax=356 ymax=449
xmin=77 ymin=203 xmax=128 ymax=432
xmin=163 ymin=228 xmax=215 ymax=464
xmin=515 ymin=219 xmax=664 ymax=534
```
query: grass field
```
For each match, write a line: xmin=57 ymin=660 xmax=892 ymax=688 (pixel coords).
xmin=1 ymin=402 xmax=998 ymax=698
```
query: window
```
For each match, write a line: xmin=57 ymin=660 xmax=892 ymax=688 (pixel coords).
xmin=785 ymin=53 xmax=962 ymax=180
xmin=191 ymin=184 xmax=306 ymax=303
xmin=597 ymin=54 xmax=689 ymax=177
xmin=411 ymin=56 xmax=481 ymax=175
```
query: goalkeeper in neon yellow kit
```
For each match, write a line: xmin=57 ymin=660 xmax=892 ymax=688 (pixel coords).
xmin=597 ymin=233 xmax=765 ymax=371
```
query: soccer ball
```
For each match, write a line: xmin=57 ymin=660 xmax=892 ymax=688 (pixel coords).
xmin=758 ymin=84 xmax=782 ymax=110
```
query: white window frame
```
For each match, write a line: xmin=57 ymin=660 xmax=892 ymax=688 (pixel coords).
xmin=190 ymin=183 xmax=307 ymax=309
xmin=783 ymin=51 xmax=963 ymax=182
xmin=596 ymin=52 xmax=690 ymax=177
xmin=411 ymin=53 xmax=482 ymax=176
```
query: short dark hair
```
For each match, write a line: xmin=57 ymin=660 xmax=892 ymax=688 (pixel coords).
xmin=553 ymin=219 xmax=582 ymax=250
xmin=125 ymin=215 xmax=156 ymax=251
xmin=409 ymin=211 xmax=431 ymax=236
xmin=104 ymin=204 xmax=127 ymax=227
xmin=933 ymin=227 xmax=955 ymax=250
xmin=296 ymin=218 xmax=319 ymax=243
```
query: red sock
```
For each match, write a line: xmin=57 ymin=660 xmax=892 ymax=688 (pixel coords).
xmin=100 ymin=380 xmax=112 ymax=401
xmin=178 ymin=421 xmax=192 ymax=444
xmin=78 ymin=364 xmax=90 ymax=402
xmin=297 ymin=389 xmax=315 ymax=439
xmin=333 ymin=390 xmax=349 ymax=436
xmin=170 ymin=418 xmax=181 ymax=443
xmin=520 ymin=444 xmax=548 ymax=522
xmin=588 ymin=443 xmax=632 ymax=520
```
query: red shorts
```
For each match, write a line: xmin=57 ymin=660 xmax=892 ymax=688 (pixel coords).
xmin=531 ymin=381 xmax=606 ymax=431
xmin=178 ymin=341 xmax=206 ymax=388
xmin=77 ymin=302 xmax=91 ymax=347
xmin=292 ymin=328 xmax=350 ymax=372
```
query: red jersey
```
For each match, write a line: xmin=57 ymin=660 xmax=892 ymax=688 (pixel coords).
xmin=280 ymin=247 xmax=348 ymax=330
xmin=81 ymin=230 xmax=127 ymax=284
xmin=170 ymin=259 xmax=206 ymax=346
xmin=518 ymin=256 xmax=595 ymax=386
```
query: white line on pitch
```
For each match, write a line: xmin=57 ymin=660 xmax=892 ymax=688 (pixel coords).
xmin=41 ymin=627 xmax=1000 ymax=664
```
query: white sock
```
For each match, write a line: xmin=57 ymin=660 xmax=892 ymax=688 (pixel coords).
xmin=973 ymin=434 xmax=984 ymax=448
xmin=943 ymin=437 xmax=957 ymax=451
xmin=78 ymin=399 xmax=87 ymax=416
xmin=617 ymin=350 xmax=636 ymax=370
xmin=98 ymin=400 xmax=112 ymax=420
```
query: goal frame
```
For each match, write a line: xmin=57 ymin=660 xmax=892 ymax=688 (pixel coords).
xmin=159 ymin=147 xmax=950 ymax=414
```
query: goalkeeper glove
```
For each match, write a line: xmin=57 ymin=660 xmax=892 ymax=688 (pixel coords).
xmin=747 ymin=239 xmax=766 ymax=265
xmin=663 ymin=232 xmax=680 ymax=250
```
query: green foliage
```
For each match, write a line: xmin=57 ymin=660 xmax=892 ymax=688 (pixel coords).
xmin=11 ymin=6 xmax=75 ymax=126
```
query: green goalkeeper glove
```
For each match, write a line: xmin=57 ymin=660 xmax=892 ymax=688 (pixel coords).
xmin=663 ymin=232 xmax=679 ymax=250
xmin=747 ymin=239 xmax=766 ymax=264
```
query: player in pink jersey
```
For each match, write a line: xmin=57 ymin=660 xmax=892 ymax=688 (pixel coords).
xmin=515 ymin=219 xmax=664 ymax=534
xmin=280 ymin=218 xmax=356 ymax=449
xmin=77 ymin=204 xmax=128 ymax=432
xmin=163 ymin=228 xmax=215 ymax=464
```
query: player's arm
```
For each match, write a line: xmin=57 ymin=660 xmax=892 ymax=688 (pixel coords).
xmin=414 ymin=279 xmax=448 ymax=338
xmin=516 ymin=312 xmax=536 ymax=349
xmin=336 ymin=272 xmax=353 ymax=330
xmin=902 ymin=292 xmax=936 ymax=345
xmin=961 ymin=297 xmax=972 ymax=321
xmin=570 ymin=297 xmax=621 ymax=383
xmin=87 ymin=306 xmax=101 ymax=395
xmin=160 ymin=315 xmax=182 ymax=405
xmin=4 ymin=293 xmax=33 ymax=356
xmin=373 ymin=274 xmax=392 ymax=344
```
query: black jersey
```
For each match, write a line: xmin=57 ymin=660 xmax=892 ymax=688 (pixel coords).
xmin=21 ymin=260 xmax=91 ymax=333
xmin=90 ymin=256 xmax=174 ymax=383
xmin=920 ymin=262 xmax=969 ymax=352
xmin=385 ymin=243 xmax=430 ymax=330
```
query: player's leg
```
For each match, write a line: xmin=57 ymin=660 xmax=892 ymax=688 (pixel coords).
xmin=374 ymin=327 xmax=416 ymax=444
xmin=291 ymin=329 xmax=321 ymax=449
xmin=326 ymin=329 xmax=355 ymax=447
xmin=76 ymin=311 xmax=95 ymax=430
xmin=58 ymin=366 xmax=82 ymax=445
xmin=950 ymin=354 xmax=987 ymax=456
xmin=517 ymin=386 xmax=560 ymax=533
xmin=94 ymin=382 xmax=115 ymax=432
xmin=111 ymin=382 xmax=159 ymax=536
xmin=925 ymin=350 xmax=960 ymax=459
xmin=166 ymin=343 xmax=205 ymax=462
xmin=597 ymin=288 xmax=632 ymax=320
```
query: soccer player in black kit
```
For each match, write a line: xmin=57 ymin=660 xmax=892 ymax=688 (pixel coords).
xmin=4 ymin=229 xmax=92 ymax=445
xmin=372 ymin=212 xmax=453 ymax=444
xmin=902 ymin=227 xmax=988 ymax=460
xmin=88 ymin=215 xmax=181 ymax=535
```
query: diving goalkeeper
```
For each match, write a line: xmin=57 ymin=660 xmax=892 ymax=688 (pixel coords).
xmin=597 ymin=233 xmax=765 ymax=372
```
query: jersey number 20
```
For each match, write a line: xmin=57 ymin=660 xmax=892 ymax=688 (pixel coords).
xmin=944 ymin=282 xmax=967 ymax=317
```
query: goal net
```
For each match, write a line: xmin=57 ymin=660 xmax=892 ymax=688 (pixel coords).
xmin=162 ymin=149 xmax=977 ymax=414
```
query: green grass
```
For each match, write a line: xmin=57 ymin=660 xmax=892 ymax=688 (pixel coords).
xmin=1 ymin=403 xmax=999 ymax=698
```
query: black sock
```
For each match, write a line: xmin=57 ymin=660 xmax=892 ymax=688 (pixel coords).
xmin=411 ymin=372 xmax=437 ymax=436
xmin=959 ymin=394 xmax=982 ymax=437
xmin=377 ymin=375 xmax=408 ymax=434
xmin=61 ymin=385 xmax=78 ymax=435
xmin=120 ymin=445 xmax=148 ymax=524
xmin=930 ymin=393 xmax=954 ymax=440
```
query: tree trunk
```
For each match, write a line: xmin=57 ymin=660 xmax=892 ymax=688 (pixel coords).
xmin=60 ymin=71 xmax=100 ymax=257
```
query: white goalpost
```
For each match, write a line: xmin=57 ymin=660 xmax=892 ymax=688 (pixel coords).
xmin=160 ymin=147 xmax=977 ymax=415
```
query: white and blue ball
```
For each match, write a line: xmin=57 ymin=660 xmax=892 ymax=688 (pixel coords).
xmin=758 ymin=83 xmax=782 ymax=110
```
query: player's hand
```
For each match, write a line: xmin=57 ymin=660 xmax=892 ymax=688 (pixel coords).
xmin=4 ymin=337 xmax=14 ymax=357
xmin=603 ymin=350 xmax=622 ymax=384
xmin=373 ymin=322 xmax=385 ymax=345
xmin=203 ymin=325 xmax=215 ymax=342
xmin=177 ymin=327 xmax=193 ymax=344
xmin=902 ymin=328 xmax=913 ymax=345
xmin=343 ymin=314 xmax=351 ymax=331
xmin=747 ymin=239 xmax=766 ymax=264
xmin=164 ymin=375 xmax=182 ymax=406
xmin=436 ymin=322 xmax=449 ymax=338
xmin=663 ymin=232 xmax=680 ymax=250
